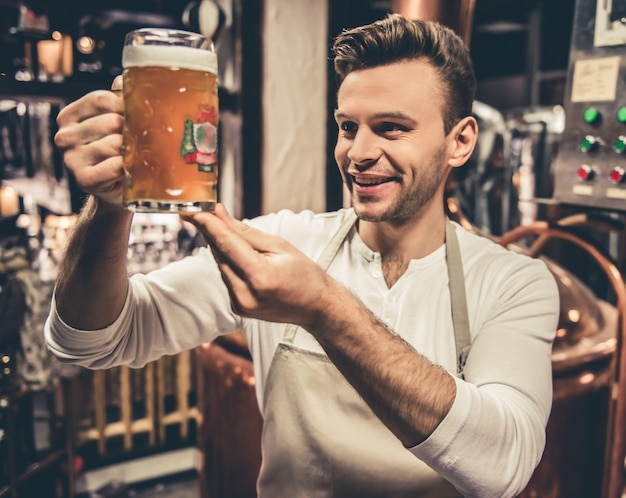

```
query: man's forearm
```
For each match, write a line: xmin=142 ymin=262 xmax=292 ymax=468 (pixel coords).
xmin=55 ymin=196 xmax=134 ymax=330
xmin=307 ymin=279 xmax=456 ymax=447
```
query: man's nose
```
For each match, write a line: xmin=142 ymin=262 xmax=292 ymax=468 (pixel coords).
xmin=347 ymin=129 xmax=380 ymax=166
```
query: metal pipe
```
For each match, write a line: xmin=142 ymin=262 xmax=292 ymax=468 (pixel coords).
xmin=391 ymin=0 xmax=476 ymax=46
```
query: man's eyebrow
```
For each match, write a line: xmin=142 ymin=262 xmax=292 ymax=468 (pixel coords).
xmin=334 ymin=110 xmax=417 ymax=125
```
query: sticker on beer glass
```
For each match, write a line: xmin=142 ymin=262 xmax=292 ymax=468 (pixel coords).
xmin=181 ymin=105 xmax=218 ymax=172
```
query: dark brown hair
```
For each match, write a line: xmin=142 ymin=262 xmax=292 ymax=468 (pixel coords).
xmin=332 ymin=14 xmax=476 ymax=134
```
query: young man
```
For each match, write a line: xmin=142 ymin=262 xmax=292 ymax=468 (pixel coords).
xmin=45 ymin=14 xmax=559 ymax=497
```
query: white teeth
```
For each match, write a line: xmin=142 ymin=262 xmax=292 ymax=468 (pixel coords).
xmin=354 ymin=176 xmax=386 ymax=186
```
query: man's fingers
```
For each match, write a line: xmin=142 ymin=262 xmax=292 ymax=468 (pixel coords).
xmin=56 ymin=90 xmax=124 ymax=129
xmin=212 ymin=203 xmax=288 ymax=254
xmin=63 ymin=132 xmax=123 ymax=167
xmin=77 ymin=156 xmax=126 ymax=191
xmin=184 ymin=205 xmax=304 ymax=304
xmin=55 ymin=113 xmax=124 ymax=151
xmin=214 ymin=255 xmax=251 ymax=307
xmin=213 ymin=202 xmax=232 ymax=221
xmin=186 ymin=203 xmax=232 ymax=228
xmin=111 ymin=75 xmax=123 ymax=92
xmin=183 ymin=207 xmax=231 ymax=244
xmin=183 ymin=209 xmax=264 ymax=276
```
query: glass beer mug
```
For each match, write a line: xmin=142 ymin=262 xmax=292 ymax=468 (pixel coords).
xmin=121 ymin=28 xmax=219 ymax=213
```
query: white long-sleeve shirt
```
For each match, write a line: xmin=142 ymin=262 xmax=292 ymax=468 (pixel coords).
xmin=45 ymin=208 xmax=559 ymax=497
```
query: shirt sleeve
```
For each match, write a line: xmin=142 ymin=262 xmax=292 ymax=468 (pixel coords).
xmin=45 ymin=246 xmax=242 ymax=369
xmin=410 ymin=255 xmax=559 ymax=498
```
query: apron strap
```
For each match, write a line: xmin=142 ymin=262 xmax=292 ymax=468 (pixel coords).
xmin=446 ymin=219 xmax=471 ymax=377
xmin=282 ymin=210 xmax=358 ymax=344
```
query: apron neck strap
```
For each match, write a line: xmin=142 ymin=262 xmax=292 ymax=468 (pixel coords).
xmin=446 ymin=219 xmax=471 ymax=377
xmin=282 ymin=211 xmax=357 ymax=344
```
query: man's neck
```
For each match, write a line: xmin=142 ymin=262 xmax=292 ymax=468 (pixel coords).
xmin=357 ymin=212 xmax=447 ymax=287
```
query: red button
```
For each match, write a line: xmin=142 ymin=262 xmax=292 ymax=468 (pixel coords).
xmin=577 ymin=164 xmax=594 ymax=181
xmin=610 ymin=167 xmax=625 ymax=184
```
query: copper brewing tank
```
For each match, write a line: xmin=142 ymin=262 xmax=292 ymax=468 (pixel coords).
xmin=392 ymin=0 xmax=475 ymax=46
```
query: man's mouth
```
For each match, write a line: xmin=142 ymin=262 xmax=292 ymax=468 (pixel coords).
xmin=352 ymin=175 xmax=396 ymax=187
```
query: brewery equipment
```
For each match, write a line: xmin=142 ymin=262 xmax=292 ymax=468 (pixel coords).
xmin=533 ymin=1 xmax=626 ymax=496
xmin=552 ymin=0 xmax=626 ymax=212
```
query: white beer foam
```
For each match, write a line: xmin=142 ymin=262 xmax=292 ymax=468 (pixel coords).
xmin=122 ymin=44 xmax=218 ymax=74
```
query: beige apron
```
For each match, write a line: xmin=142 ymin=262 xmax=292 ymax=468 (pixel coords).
xmin=257 ymin=213 xmax=470 ymax=497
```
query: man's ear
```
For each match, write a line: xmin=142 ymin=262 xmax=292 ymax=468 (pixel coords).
xmin=447 ymin=116 xmax=478 ymax=168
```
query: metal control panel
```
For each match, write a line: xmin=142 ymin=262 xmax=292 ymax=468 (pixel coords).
xmin=552 ymin=0 xmax=626 ymax=211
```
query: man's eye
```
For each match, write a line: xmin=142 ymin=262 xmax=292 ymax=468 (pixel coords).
xmin=340 ymin=122 xmax=357 ymax=133
xmin=379 ymin=122 xmax=406 ymax=133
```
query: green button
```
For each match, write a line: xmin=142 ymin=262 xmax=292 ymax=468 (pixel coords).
xmin=617 ymin=107 xmax=626 ymax=123
xmin=583 ymin=107 xmax=601 ymax=124
xmin=580 ymin=136 xmax=593 ymax=152
xmin=615 ymin=137 xmax=626 ymax=153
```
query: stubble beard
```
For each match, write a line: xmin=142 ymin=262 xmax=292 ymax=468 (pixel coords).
xmin=349 ymin=146 xmax=449 ymax=225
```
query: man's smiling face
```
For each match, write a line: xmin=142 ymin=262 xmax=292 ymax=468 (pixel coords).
xmin=334 ymin=59 xmax=453 ymax=225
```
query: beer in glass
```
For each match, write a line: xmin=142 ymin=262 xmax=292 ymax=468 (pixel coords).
xmin=122 ymin=28 xmax=219 ymax=213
